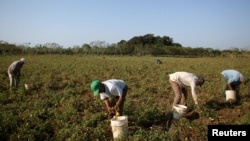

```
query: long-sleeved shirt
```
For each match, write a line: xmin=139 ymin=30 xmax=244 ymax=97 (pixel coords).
xmin=169 ymin=71 xmax=198 ymax=104
xmin=7 ymin=61 xmax=24 ymax=77
xmin=100 ymin=79 xmax=126 ymax=100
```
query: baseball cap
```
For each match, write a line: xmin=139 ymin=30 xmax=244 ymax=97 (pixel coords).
xmin=198 ymin=77 xmax=205 ymax=87
xmin=244 ymin=76 xmax=249 ymax=85
xmin=20 ymin=58 xmax=27 ymax=64
xmin=90 ymin=80 xmax=101 ymax=96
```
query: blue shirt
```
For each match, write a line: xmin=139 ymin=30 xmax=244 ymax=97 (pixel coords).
xmin=221 ymin=69 xmax=243 ymax=85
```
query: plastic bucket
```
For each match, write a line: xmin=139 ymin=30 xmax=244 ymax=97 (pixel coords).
xmin=225 ymin=90 xmax=236 ymax=102
xmin=173 ymin=104 xmax=187 ymax=119
xmin=110 ymin=116 xmax=128 ymax=139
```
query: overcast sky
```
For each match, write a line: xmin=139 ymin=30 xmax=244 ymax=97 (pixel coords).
xmin=1 ymin=0 xmax=250 ymax=49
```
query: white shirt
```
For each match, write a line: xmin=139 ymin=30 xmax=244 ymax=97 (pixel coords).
xmin=100 ymin=79 xmax=126 ymax=100
xmin=169 ymin=71 xmax=198 ymax=104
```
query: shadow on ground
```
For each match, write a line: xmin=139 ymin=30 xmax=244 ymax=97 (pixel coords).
xmin=204 ymin=99 xmax=242 ymax=110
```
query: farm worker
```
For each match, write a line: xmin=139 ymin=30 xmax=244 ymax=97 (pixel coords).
xmin=90 ymin=79 xmax=128 ymax=117
xmin=221 ymin=69 xmax=249 ymax=99
xmin=7 ymin=58 xmax=27 ymax=88
xmin=169 ymin=71 xmax=205 ymax=108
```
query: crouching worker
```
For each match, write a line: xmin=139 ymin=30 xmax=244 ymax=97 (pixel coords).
xmin=221 ymin=69 xmax=249 ymax=102
xmin=90 ymin=79 xmax=128 ymax=118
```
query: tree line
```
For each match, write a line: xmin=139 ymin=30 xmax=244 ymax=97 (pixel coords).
xmin=1 ymin=34 xmax=250 ymax=57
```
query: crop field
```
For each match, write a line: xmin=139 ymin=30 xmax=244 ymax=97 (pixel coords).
xmin=0 ymin=55 xmax=250 ymax=141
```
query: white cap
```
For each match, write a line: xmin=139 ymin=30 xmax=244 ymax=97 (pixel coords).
xmin=20 ymin=58 xmax=27 ymax=64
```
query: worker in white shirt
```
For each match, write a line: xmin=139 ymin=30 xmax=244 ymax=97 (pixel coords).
xmin=90 ymin=79 xmax=128 ymax=117
xmin=169 ymin=71 xmax=205 ymax=108
xmin=7 ymin=58 xmax=27 ymax=88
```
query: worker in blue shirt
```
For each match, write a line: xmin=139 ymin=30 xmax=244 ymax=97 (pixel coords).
xmin=221 ymin=69 xmax=249 ymax=100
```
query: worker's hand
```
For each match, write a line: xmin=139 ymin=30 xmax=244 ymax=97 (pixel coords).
xmin=195 ymin=104 xmax=202 ymax=113
xmin=194 ymin=100 xmax=198 ymax=105
xmin=113 ymin=105 xmax=120 ymax=113
xmin=196 ymin=104 xmax=200 ymax=109
xmin=107 ymin=106 xmax=114 ymax=113
xmin=107 ymin=107 xmax=115 ymax=119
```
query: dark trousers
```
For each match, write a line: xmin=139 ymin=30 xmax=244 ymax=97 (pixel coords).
xmin=221 ymin=75 xmax=240 ymax=101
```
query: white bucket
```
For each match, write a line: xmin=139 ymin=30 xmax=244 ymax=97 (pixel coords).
xmin=173 ymin=104 xmax=187 ymax=119
xmin=110 ymin=116 xmax=128 ymax=139
xmin=225 ymin=90 xmax=236 ymax=102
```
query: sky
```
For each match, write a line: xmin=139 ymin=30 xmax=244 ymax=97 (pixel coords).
xmin=1 ymin=0 xmax=250 ymax=49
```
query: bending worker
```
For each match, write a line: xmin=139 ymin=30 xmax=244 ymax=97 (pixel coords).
xmin=169 ymin=71 xmax=205 ymax=108
xmin=7 ymin=58 xmax=27 ymax=88
xmin=90 ymin=79 xmax=128 ymax=117
xmin=221 ymin=69 xmax=249 ymax=100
